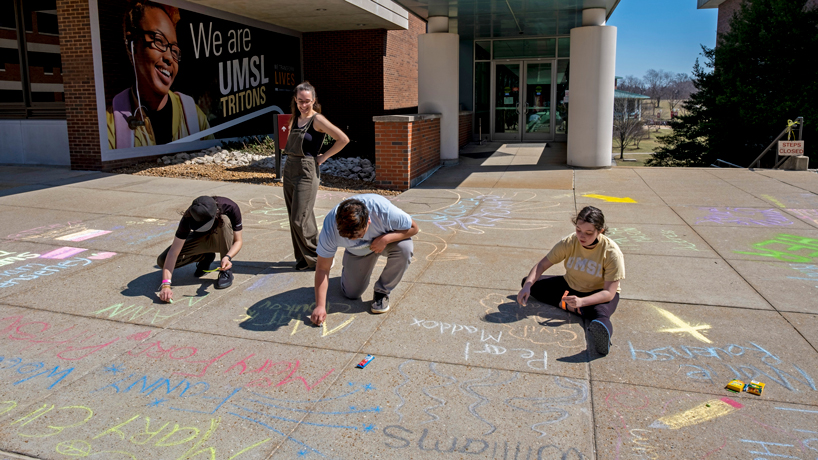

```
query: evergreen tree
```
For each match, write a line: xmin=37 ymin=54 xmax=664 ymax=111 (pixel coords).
xmin=648 ymin=0 xmax=818 ymax=167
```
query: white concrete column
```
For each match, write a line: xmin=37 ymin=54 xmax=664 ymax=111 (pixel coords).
xmin=428 ymin=16 xmax=449 ymax=33
xmin=419 ymin=32 xmax=459 ymax=164
xmin=567 ymin=15 xmax=616 ymax=168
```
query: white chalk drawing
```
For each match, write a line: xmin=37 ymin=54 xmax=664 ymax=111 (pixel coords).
xmin=421 ymin=363 xmax=457 ymax=425
xmin=389 ymin=361 xmax=589 ymax=440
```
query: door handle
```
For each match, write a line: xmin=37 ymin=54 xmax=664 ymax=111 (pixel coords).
xmin=515 ymin=102 xmax=520 ymax=114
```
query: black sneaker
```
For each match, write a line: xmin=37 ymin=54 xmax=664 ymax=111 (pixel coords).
xmin=194 ymin=253 xmax=217 ymax=277
xmin=371 ymin=292 xmax=390 ymax=314
xmin=588 ymin=320 xmax=611 ymax=355
xmin=215 ymin=268 xmax=233 ymax=289
xmin=295 ymin=259 xmax=313 ymax=271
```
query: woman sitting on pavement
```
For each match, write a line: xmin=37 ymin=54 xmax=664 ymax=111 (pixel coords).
xmin=157 ymin=196 xmax=243 ymax=302
xmin=517 ymin=206 xmax=625 ymax=355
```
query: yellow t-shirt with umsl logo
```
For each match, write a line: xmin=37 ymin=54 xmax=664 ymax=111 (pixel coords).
xmin=546 ymin=233 xmax=625 ymax=293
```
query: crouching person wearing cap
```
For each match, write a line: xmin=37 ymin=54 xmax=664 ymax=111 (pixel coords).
xmin=157 ymin=196 xmax=243 ymax=302
xmin=310 ymin=195 xmax=418 ymax=326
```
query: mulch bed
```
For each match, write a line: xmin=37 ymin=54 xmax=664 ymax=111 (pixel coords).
xmin=112 ymin=161 xmax=401 ymax=196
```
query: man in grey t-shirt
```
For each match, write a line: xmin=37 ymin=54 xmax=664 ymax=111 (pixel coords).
xmin=310 ymin=194 xmax=418 ymax=325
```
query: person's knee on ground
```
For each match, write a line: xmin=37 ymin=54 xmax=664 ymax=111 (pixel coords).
xmin=341 ymin=274 xmax=369 ymax=300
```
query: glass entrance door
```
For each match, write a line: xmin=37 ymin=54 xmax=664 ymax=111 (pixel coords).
xmin=492 ymin=62 xmax=521 ymax=141
xmin=491 ymin=60 xmax=555 ymax=142
xmin=523 ymin=61 xmax=552 ymax=141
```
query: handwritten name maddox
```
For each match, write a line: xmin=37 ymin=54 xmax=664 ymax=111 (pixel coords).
xmin=189 ymin=22 xmax=296 ymax=117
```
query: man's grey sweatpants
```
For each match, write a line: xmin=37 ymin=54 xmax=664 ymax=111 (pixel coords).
xmin=340 ymin=238 xmax=413 ymax=299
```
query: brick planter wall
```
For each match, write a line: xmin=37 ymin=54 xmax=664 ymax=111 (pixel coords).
xmin=459 ymin=111 xmax=473 ymax=149
xmin=373 ymin=114 xmax=441 ymax=191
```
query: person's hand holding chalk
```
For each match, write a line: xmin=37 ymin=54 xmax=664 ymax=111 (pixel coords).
xmin=310 ymin=305 xmax=327 ymax=326
xmin=220 ymin=255 xmax=233 ymax=271
xmin=560 ymin=290 xmax=569 ymax=310
xmin=563 ymin=294 xmax=583 ymax=312
xmin=517 ymin=284 xmax=531 ymax=306
xmin=159 ymin=285 xmax=174 ymax=303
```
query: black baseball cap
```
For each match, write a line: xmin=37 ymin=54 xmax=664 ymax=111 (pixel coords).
xmin=189 ymin=196 xmax=218 ymax=232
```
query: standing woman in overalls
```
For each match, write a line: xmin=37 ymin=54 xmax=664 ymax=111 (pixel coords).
xmin=283 ymin=81 xmax=350 ymax=270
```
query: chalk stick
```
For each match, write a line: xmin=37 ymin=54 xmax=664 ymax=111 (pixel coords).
xmin=561 ymin=291 xmax=569 ymax=310
xmin=357 ymin=355 xmax=374 ymax=369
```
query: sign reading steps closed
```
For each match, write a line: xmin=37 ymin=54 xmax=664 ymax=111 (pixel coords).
xmin=778 ymin=140 xmax=805 ymax=156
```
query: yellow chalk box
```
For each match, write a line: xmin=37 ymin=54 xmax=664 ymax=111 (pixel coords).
xmin=745 ymin=380 xmax=765 ymax=396
xmin=725 ymin=379 xmax=744 ymax=392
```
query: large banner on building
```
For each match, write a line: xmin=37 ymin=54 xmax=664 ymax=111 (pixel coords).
xmin=97 ymin=0 xmax=300 ymax=150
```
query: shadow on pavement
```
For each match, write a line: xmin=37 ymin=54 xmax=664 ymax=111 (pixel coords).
xmin=121 ymin=263 xmax=263 ymax=303
xmin=121 ymin=270 xmax=211 ymax=304
xmin=482 ymin=293 xmax=574 ymax=328
xmin=239 ymin=279 xmax=370 ymax=332
xmin=481 ymin=293 xmax=606 ymax=363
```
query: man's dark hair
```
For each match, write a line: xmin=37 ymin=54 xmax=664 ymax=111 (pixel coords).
xmin=336 ymin=199 xmax=369 ymax=238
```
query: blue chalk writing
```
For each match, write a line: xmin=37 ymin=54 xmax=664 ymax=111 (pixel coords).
xmin=226 ymin=412 xmax=326 ymax=457
xmin=628 ymin=342 xmax=816 ymax=392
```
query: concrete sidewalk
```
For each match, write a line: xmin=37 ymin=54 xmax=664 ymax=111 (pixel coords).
xmin=1 ymin=149 xmax=817 ymax=460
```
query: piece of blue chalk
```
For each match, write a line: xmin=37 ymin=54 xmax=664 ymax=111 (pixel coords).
xmin=356 ymin=354 xmax=374 ymax=369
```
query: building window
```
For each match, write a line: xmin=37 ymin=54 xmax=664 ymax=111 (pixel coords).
xmin=0 ymin=0 xmax=65 ymax=119
xmin=475 ymin=41 xmax=491 ymax=60
xmin=558 ymin=38 xmax=570 ymax=58
xmin=493 ymin=38 xmax=557 ymax=59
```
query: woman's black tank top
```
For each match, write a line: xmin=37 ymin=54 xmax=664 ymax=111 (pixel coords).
xmin=294 ymin=115 xmax=325 ymax=157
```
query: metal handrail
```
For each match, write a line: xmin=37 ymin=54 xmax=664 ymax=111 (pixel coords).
xmin=711 ymin=159 xmax=743 ymax=168
xmin=748 ymin=116 xmax=804 ymax=169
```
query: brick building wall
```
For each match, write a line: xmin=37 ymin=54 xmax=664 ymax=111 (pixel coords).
xmin=717 ymin=0 xmax=818 ymax=36
xmin=716 ymin=0 xmax=742 ymax=36
xmin=383 ymin=15 xmax=425 ymax=110
xmin=303 ymin=29 xmax=387 ymax=161
xmin=57 ymin=0 xmax=102 ymax=170
xmin=374 ymin=115 xmax=440 ymax=190
xmin=304 ymin=16 xmax=425 ymax=161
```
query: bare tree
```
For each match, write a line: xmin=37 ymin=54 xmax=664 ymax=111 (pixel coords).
xmin=643 ymin=69 xmax=673 ymax=116
xmin=617 ymin=75 xmax=645 ymax=94
xmin=633 ymin=125 xmax=648 ymax=150
xmin=613 ymin=98 xmax=645 ymax=160
xmin=666 ymin=73 xmax=691 ymax=115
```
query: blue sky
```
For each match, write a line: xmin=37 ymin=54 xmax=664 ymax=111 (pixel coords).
xmin=606 ymin=1 xmax=718 ymax=79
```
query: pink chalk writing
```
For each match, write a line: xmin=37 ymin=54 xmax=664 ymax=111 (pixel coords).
xmin=56 ymin=229 xmax=112 ymax=242
xmin=128 ymin=342 xmax=334 ymax=392
xmin=789 ymin=209 xmax=818 ymax=226
xmin=39 ymin=247 xmax=87 ymax=259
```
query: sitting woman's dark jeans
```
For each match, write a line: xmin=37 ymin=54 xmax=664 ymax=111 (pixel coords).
xmin=523 ymin=275 xmax=619 ymax=336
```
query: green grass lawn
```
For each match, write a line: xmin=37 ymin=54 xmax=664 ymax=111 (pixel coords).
xmin=612 ymin=127 xmax=669 ymax=155
xmin=612 ymin=153 xmax=652 ymax=167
